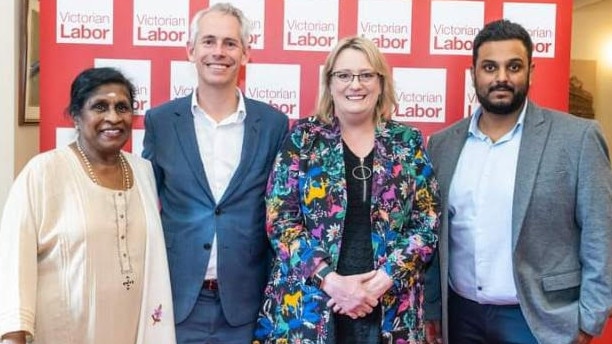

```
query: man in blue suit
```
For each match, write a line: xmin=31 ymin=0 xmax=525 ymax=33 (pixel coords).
xmin=142 ymin=3 xmax=288 ymax=343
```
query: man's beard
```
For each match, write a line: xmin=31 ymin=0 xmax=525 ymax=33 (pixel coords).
xmin=476 ymin=82 xmax=529 ymax=115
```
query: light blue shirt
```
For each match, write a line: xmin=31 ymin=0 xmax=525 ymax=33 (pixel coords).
xmin=448 ymin=103 xmax=527 ymax=305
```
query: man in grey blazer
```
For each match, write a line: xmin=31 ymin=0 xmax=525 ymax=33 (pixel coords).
xmin=142 ymin=3 xmax=288 ymax=343
xmin=424 ymin=19 xmax=612 ymax=344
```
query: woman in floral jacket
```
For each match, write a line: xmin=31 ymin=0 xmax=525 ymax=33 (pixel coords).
xmin=254 ymin=36 xmax=440 ymax=344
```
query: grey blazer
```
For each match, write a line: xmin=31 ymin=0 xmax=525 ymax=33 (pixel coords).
xmin=142 ymin=94 xmax=289 ymax=326
xmin=424 ymin=101 xmax=612 ymax=344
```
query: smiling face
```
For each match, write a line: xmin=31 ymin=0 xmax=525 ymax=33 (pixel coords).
xmin=472 ymin=39 xmax=533 ymax=116
xmin=187 ymin=11 xmax=250 ymax=91
xmin=74 ymin=83 xmax=133 ymax=160
xmin=330 ymin=48 xmax=382 ymax=125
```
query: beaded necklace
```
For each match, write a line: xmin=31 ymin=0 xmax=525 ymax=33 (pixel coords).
xmin=75 ymin=140 xmax=131 ymax=190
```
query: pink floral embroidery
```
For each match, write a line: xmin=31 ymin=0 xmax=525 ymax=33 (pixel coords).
xmin=151 ymin=304 xmax=162 ymax=325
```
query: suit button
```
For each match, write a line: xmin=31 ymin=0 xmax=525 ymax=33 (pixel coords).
xmin=203 ymin=243 xmax=212 ymax=250
xmin=214 ymin=208 xmax=221 ymax=215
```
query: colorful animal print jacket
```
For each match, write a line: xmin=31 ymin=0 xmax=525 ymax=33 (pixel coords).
xmin=254 ymin=116 xmax=440 ymax=344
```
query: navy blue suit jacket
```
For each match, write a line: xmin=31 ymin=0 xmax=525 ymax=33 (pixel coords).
xmin=142 ymin=94 xmax=288 ymax=326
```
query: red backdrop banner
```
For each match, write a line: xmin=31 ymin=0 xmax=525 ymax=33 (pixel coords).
xmin=40 ymin=0 xmax=572 ymax=152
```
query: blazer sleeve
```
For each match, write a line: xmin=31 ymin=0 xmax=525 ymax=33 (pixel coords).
xmin=265 ymin=123 xmax=332 ymax=279
xmin=142 ymin=109 xmax=164 ymax=193
xmin=575 ymin=121 xmax=612 ymax=335
xmin=423 ymin=134 xmax=442 ymax=321
xmin=379 ymin=129 xmax=440 ymax=289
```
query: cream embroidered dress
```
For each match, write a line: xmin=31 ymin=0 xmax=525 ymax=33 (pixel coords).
xmin=0 ymin=146 xmax=176 ymax=343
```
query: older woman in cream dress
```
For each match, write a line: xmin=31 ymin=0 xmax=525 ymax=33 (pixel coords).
xmin=0 ymin=67 xmax=175 ymax=344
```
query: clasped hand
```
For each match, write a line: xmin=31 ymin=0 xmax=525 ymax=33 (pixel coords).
xmin=323 ymin=269 xmax=393 ymax=319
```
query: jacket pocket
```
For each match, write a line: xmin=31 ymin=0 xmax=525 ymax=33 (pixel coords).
xmin=541 ymin=270 xmax=581 ymax=292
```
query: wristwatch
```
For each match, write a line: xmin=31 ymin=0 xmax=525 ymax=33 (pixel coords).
xmin=313 ymin=265 xmax=333 ymax=288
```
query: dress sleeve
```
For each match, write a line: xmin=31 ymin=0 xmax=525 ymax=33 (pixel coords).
xmin=0 ymin=160 xmax=41 ymax=339
xmin=132 ymin=156 xmax=177 ymax=344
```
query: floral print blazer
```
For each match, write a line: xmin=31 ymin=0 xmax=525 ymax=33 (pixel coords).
xmin=254 ymin=116 xmax=440 ymax=344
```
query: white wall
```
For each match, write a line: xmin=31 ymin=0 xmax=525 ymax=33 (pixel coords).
xmin=0 ymin=0 xmax=16 ymax=211
xmin=0 ymin=0 xmax=40 ymax=211
xmin=572 ymin=0 xmax=612 ymax=145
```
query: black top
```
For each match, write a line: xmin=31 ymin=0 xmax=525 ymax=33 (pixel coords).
xmin=337 ymin=141 xmax=374 ymax=276
xmin=335 ymin=141 xmax=381 ymax=342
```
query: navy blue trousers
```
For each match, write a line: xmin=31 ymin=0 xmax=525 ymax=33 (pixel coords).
xmin=175 ymin=288 xmax=255 ymax=344
xmin=448 ymin=289 xmax=538 ymax=344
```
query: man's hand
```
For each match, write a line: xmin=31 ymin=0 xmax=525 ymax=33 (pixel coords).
xmin=425 ymin=320 xmax=442 ymax=344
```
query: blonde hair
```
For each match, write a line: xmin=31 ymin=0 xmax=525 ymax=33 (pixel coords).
xmin=315 ymin=36 xmax=397 ymax=124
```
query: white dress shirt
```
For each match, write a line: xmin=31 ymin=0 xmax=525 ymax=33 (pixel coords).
xmin=448 ymin=104 xmax=527 ymax=305
xmin=191 ymin=89 xmax=246 ymax=280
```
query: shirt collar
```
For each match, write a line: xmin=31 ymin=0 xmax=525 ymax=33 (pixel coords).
xmin=468 ymin=101 xmax=528 ymax=141
xmin=190 ymin=88 xmax=247 ymax=123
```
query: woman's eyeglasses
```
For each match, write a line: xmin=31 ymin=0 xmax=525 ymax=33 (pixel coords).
xmin=330 ymin=71 xmax=380 ymax=84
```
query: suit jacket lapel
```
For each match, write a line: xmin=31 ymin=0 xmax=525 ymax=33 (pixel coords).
xmin=430 ymin=119 xmax=469 ymax=288
xmin=436 ymin=121 xmax=469 ymax=199
xmin=218 ymin=99 xmax=262 ymax=204
xmin=173 ymin=98 xmax=215 ymax=202
xmin=512 ymin=102 xmax=548 ymax=249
